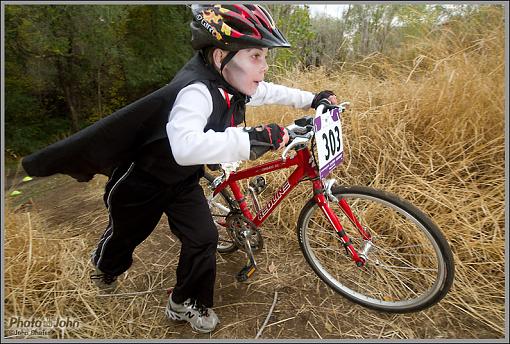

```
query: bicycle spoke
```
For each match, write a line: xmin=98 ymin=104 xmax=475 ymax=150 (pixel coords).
xmin=298 ymin=187 xmax=453 ymax=311
xmin=372 ymin=263 xmax=437 ymax=272
xmin=370 ymin=241 xmax=437 ymax=271
xmin=378 ymin=264 xmax=423 ymax=299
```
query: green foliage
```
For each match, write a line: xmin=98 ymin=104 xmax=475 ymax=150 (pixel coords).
xmin=4 ymin=4 xmax=193 ymax=158
xmin=341 ymin=4 xmax=402 ymax=59
xmin=4 ymin=5 xmax=131 ymax=131
xmin=5 ymin=117 xmax=72 ymax=159
xmin=4 ymin=61 xmax=43 ymax=123
xmin=266 ymin=5 xmax=316 ymax=75
xmin=4 ymin=3 xmax=504 ymax=160
xmin=122 ymin=5 xmax=193 ymax=95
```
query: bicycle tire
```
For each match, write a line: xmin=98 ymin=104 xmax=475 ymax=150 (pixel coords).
xmin=297 ymin=185 xmax=454 ymax=313
xmin=201 ymin=172 xmax=238 ymax=253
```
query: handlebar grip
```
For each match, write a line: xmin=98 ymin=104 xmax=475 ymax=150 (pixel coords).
xmin=317 ymin=99 xmax=340 ymax=113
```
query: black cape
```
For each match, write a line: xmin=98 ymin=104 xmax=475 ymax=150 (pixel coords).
xmin=21 ymin=53 xmax=248 ymax=182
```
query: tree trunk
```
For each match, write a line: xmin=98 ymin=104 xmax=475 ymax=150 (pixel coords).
xmin=56 ymin=59 xmax=79 ymax=132
xmin=63 ymin=84 xmax=79 ymax=132
xmin=97 ymin=67 xmax=102 ymax=118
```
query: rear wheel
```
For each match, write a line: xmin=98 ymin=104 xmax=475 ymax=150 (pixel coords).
xmin=200 ymin=173 xmax=238 ymax=253
xmin=297 ymin=185 xmax=455 ymax=313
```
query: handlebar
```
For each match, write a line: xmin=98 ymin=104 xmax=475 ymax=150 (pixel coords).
xmin=216 ymin=101 xmax=350 ymax=177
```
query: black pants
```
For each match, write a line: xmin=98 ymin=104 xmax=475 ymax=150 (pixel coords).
xmin=91 ymin=163 xmax=218 ymax=307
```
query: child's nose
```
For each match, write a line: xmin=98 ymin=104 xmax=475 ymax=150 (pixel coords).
xmin=261 ymin=59 xmax=269 ymax=74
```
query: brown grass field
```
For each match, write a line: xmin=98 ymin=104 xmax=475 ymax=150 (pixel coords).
xmin=3 ymin=7 xmax=506 ymax=340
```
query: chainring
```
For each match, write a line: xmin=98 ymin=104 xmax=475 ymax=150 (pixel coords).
xmin=225 ymin=213 xmax=263 ymax=252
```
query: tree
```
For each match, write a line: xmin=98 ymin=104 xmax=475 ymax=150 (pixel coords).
xmin=121 ymin=5 xmax=193 ymax=97
xmin=308 ymin=14 xmax=349 ymax=68
xmin=266 ymin=4 xmax=316 ymax=73
xmin=5 ymin=5 xmax=128 ymax=131
xmin=342 ymin=4 xmax=400 ymax=59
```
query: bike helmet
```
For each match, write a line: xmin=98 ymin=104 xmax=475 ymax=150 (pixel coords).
xmin=190 ymin=4 xmax=291 ymax=51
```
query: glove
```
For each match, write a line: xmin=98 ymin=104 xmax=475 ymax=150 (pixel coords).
xmin=244 ymin=123 xmax=285 ymax=160
xmin=311 ymin=90 xmax=336 ymax=109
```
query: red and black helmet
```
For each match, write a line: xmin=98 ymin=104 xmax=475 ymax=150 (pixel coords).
xmin=190 ymin=4 xmax=291 ymax=51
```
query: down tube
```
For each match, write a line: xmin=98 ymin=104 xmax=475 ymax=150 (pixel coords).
xmin=251 ymin=170 xmax=303 ymax=227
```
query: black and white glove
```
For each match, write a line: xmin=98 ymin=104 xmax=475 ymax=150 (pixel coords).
xmin=244 ymin=123 xmax=286 ymax=160
xmin=311 ymin=90 xmax=336 ymax=109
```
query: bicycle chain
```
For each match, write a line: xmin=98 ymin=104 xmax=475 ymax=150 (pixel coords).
xmin=225 ymin=213 xmax=264 ymax=252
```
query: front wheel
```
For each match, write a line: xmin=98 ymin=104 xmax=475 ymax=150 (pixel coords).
xmin=297 ymin=185 xmax=454 ymax=313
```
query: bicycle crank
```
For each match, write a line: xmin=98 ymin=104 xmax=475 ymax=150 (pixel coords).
xmin=237 ymin=231 xmax=258 ymax=282
xmin=225 ymin=213 xmax=264 ymax=252
xmin=225 ymin=213 xmax=264 ymax=282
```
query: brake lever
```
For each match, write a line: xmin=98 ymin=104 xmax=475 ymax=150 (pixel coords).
xmin=281 ymin=135 xmax=311 ymax=162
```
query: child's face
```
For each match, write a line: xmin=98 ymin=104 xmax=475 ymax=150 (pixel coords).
xmin=222 ymin=48 xmax=269 ymax=96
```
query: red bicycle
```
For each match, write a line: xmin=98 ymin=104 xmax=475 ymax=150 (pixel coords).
xmin=201 ymin=103 xmax=454 ymax=313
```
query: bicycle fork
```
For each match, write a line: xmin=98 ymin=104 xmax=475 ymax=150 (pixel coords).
xmin=314 ymin=179 xmax=372 ymax=267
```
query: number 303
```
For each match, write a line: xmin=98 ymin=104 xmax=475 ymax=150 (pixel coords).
xmin=321 ymin=127 xmax=341 ymax=160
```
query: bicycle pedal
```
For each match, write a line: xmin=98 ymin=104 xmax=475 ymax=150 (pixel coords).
xmin=236 ymin=262 xmax=257 ymax=282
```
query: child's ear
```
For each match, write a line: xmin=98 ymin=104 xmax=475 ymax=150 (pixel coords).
xmin=212 ymin=49 xmax=225 ymax=70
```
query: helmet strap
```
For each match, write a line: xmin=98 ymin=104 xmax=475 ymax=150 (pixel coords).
xmin=220 ymin=51 xmax=238 ymax=74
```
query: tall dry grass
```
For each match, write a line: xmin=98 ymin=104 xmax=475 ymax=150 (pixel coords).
xmin=247 ymin=6 xmax=505 ymax=337
xmin=3 ymin=6 xmax=505 ymax=339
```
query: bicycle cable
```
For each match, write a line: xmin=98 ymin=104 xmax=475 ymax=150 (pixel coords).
xmin=310 ymin=134 xmax=319 ymax=172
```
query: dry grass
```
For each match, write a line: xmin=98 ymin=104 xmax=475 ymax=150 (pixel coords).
xmin=3 ymin=7 xmax=505 ymax=340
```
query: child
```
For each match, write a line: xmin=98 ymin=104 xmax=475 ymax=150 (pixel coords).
xmin=22 ymin=4 xmax=337 ymax=334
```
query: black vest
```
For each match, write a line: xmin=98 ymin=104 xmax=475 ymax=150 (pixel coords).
xmin=135 ymin=55 xmax=248 ymax=184
xmin=21 ymin=53 xmax=247 ymax=184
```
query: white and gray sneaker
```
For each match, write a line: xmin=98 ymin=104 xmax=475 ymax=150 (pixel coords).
xmin=165 ymin=292 xmax=220 ymax=333
xmin=90 ymin=257 xmax=118 ymax=292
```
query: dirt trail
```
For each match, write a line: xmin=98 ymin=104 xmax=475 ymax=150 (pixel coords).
xmin=3 ymin=168 xmax=494 ymax=340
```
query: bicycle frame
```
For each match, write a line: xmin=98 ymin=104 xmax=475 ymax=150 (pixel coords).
xmin=212 ymin=146 xmax=371 ymax=267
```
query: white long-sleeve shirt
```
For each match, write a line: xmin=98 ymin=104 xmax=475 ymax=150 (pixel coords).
xmin=167 ymin=81 xmax=314 ymax=166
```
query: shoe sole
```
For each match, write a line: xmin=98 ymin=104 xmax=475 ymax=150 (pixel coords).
xmin=91 ymin=277 xmax=118 ymax=291
xmin=165 ymin=308 xmax=215 ymax=334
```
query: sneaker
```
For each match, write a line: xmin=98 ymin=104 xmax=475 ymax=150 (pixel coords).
xmin=90 ymin=265 xmax=118 ymax=292
xmin=165 ymin=292 xmax=220 ymax=333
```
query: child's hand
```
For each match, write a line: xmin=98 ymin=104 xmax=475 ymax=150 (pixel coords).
xmin=327 ymin=94 xmax=338 ymax=105
xmin=244 ymin=124 xmax=287 ymax=160
xmin=311 ymin=90 xmax=338 ymax=108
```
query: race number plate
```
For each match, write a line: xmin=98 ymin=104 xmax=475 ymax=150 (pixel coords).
xmin=314 ymin=108 xmax=344 ymax=179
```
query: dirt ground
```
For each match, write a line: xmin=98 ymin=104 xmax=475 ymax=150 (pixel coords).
xmin=3 ymin=165 xmax=504 ymax=340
